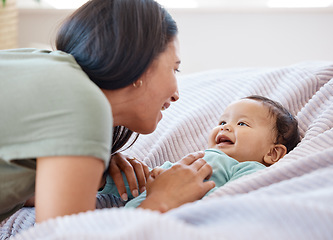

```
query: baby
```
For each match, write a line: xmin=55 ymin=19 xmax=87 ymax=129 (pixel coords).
xmin=102 ymin=95 xmax=300 ymax=208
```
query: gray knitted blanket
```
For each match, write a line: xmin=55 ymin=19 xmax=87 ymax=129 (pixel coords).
xmin=1 ymin=61 xmax=333 ymax=239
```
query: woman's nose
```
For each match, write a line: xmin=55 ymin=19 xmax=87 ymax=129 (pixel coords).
xmin=171 ymin=90 xmax=179 ymax=102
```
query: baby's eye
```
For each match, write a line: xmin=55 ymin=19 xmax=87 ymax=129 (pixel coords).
xmin=174 ymin=69 xmax=180 ymax=74
xmin=219 ymin=121 xmax=226 ymax=125
xmin=238 ymin=122 xmax=248 ymax=127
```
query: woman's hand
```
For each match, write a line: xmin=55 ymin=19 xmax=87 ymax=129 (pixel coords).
xmin=139 ymin=151 xmax=215 ymax=212
xmin=109 ymin=152 xmax=150 ymax=201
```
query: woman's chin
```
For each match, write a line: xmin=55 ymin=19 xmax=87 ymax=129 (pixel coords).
xmin=158 ymin=110 xmax=163 ymax=121
xmin=130 ymin=112 xmax=162 ymax=134
xmin=140 ymin=125 xmax=158 ymax=134
xmin=139 ymin=121 xmax=160 ymax=135
xmin=146 ymin=113 xmax=162 ymax=134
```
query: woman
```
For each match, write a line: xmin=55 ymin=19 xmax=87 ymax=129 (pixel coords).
xmin=0 ymin=0 xmax=214 ymax=222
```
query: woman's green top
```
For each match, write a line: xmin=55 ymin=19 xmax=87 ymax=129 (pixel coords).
xmin=0 ymin=49 xmax=112 ymax=221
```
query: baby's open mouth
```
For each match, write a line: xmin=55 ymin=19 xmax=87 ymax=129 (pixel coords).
xmin=217 ymin=135 xmax=234 ymax=145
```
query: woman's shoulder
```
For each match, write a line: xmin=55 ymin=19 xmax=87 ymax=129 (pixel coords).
xmin=1 ymin=48 xmax=104 ymax=104
xmin=0 ymin=48 xmax=76 ymax=63
xmin=0 ymin=48 xmax=112 ymax=142
xmin=0 ymin=49 xmax=112 ymax=164
xmin=1 ymin=48 xmax=81 ymax=73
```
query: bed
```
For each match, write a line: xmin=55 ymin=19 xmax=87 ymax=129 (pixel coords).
xmin=1 ymin=61 xmax=333 ymax=239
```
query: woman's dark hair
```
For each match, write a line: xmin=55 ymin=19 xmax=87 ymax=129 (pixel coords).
xmin=56 ymin=0 xmax=178 ymax=153
xmin=244 ymin=95 xmax=301 ymax=153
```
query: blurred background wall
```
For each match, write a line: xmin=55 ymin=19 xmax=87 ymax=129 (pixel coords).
xmin=17 ymin=2 xmax=333 ymax=74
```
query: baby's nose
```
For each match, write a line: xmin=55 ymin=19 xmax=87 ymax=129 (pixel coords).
xmin=221 ymin=124 xmax=231 ymax=131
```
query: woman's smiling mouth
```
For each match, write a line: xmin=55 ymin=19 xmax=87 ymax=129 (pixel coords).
xmin=161 ymin=102 xmax=170 ymax=111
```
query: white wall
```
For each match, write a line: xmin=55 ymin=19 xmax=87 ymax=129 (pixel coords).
xmin=18 ymin=9 xmax=71 ymax=50
xmin=18 ymin=8 xmax=333 ymax=74
xmin=170 ymin=8 xmax=333 ymax=74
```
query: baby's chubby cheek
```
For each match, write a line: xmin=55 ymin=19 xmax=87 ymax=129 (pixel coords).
xmin=207 ymin=128 xmax=219 ymax=148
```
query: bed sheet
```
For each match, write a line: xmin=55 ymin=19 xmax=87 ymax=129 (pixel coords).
xmin=1 ymin=61 xmax=333 ymax=239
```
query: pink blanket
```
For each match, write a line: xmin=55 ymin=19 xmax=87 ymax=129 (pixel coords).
xmin=2 ymin=61 xmax=333 ymax=240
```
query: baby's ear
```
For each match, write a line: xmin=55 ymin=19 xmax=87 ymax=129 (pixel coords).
xmin=263 ymin=144 xmax=287 ymax=165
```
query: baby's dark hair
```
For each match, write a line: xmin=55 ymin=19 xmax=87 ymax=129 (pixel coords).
xmin=244 ymin=95 xmax=300 ymax=153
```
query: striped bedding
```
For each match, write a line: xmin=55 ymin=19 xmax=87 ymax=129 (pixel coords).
xmin=2 ymin=61 xmax=333 ymax=239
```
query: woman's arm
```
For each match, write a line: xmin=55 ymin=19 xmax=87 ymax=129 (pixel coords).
xmin=35 ymin=156 xmax=104 ymax=222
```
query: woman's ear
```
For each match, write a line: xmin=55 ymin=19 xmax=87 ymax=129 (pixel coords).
xmin=263 ymin=144 xmax=287 ymax=165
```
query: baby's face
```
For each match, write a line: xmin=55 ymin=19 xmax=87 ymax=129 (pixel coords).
xmin=207 ymin=99 xmax=276 ymax=164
